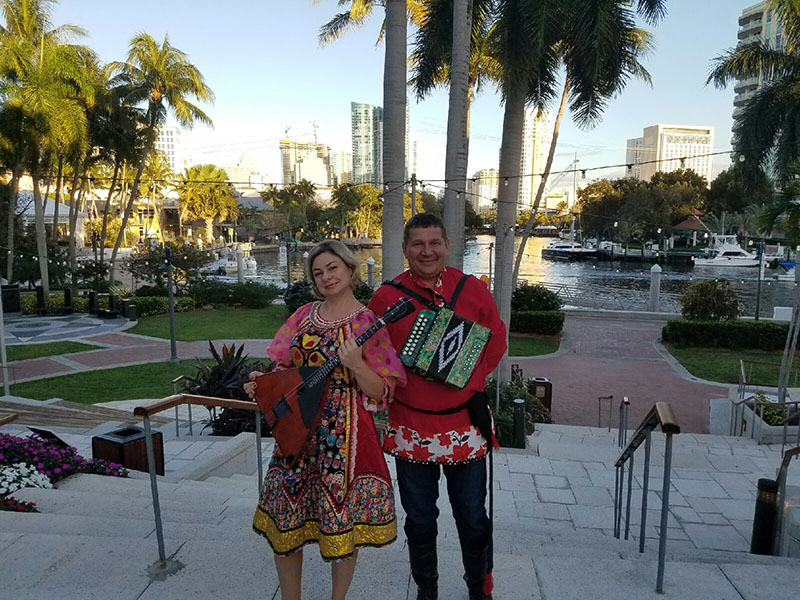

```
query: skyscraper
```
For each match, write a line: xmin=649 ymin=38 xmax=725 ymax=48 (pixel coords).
xmin=351 ymin=101 xmax=409 ymax=186
xmin=154 ymin=126 xmax=182 ymax=172
xmin=279 ymin=140 xmax=333 ymax=187
xmin=331 ymin=150 xmax=353 ymax=186
xmin=518 ymin=108 xmax=553 ymax=207
xmin=467 ymin=169 xmax=499 ymax=215
xmin=625 ymin=124 xmax=715 ymax=185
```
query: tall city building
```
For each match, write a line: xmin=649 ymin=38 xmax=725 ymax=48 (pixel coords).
xmin=467 ymin=168 xmax=499 ymax=215
xmin=518 ymin=108 xmax=553 ymax=207
xmin=154 ymin=126 xmax=182 ymax=172
xmin=331 ymin=150 xmax=353 ymax=186
xmin=734 ymin=3 xmax=784 ymax=122
xmin=222 ymin=151 xmax=261 ymax=188
xmin=351 ymin=101 xmax=410 ymax=186
xmin=279 ymin=140 xmax=333 ymax=187
xmin=625 ymin=124 xmax=715 ymax=185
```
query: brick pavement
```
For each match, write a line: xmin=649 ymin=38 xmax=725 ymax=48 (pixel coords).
xmin=513 ymin=316 xmax=730 ymax=434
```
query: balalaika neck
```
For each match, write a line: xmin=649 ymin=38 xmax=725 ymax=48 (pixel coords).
xmin=303 ymin=316 xmax=387 ymax=388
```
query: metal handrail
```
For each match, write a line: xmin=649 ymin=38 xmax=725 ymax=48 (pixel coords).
xmin=613 ymin=401 xmax=680 ymax=594
xmin=774 ymin=445 xmax=800 ymax=556
xmin=133 ymin=393 xmax=265 ymax=566
xmin=597 ymin=395 xmax=614 ymax=431
xmin=170 ymin=375 xmax=193 ymax=436
xmin=0 ymin=412 xmax=18 ymax=427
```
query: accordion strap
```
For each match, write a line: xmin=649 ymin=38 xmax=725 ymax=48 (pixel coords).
xmin=383 ymin=274 xmax=471 ymax=310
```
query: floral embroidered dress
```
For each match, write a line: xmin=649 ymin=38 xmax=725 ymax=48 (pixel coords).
xmin=253 ymin=301 xmax=406 ymax=561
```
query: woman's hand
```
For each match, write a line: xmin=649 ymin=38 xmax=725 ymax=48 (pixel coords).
xmin=338 ymin=338 xmax=365 ymax=372
xmin=243 ymin=370 xmax=264 ymax=399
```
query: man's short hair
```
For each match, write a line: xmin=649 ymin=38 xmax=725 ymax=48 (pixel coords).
xmin=403 ymin=212 xmax=449 ymax=244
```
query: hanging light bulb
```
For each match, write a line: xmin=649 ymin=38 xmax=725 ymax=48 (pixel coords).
xmin=504 ymin=178 xmax=509 ymax=186
xmin=680 ymin=157 xmax=686 ymax=168
xmin=581 ymin=170 xmax=586 ymax=179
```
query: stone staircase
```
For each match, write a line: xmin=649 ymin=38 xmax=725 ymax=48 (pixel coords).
xmin=1 ymin=424 xmax=799 ymax=599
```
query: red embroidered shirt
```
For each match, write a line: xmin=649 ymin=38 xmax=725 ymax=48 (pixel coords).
xmin=368 ymin=268 xmax=507 ymax=464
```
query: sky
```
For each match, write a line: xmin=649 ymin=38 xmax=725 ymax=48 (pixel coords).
xmin=53 ymin=0 xmax=749 ymax=190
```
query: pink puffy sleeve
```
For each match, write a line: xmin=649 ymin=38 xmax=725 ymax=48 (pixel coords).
xmin=350 ymin=310 xmax=407 ymax=412
xmin=266 ymin=302 xmax=313 ymax=369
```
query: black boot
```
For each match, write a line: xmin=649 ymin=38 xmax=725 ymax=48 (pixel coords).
xmin=409 ymin=541 xmax=438 ymax=600
xmin=462 ymin=546 xmax=491 ymax=600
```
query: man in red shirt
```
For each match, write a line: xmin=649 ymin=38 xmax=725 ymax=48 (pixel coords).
xmin=368 ymin=213 xmax=507 ymax=600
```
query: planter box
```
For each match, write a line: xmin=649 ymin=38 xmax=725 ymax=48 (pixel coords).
xmin=742 ymin=403 xmax=800 ymax=445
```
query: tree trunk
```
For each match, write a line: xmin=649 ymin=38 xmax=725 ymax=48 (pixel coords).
xmin=51 ymin=155 xmax=64 ymax=239
xmin=443 ymin=0 xmax=472 ymax=270
xmin=204 ymin=216 xmax=214 ymax=245
xmin=512 ymin=77 xmax=571 ymax=287
xmin=41 ymin=163 xmax=53 ymax=232
xmin=99 ymin=158 xmax=121 ymax=265
xmin=380 ymin=0 xmax=407 ymax=280
xmin=493 ymin=86 xmax=526 ymax=381
xmin=31 ymin=173 xmax=50 ymax=295
xmin=109 ymin=149 xmax=149 ymax=283
xmin=69 ymin=170 xmax=89 ymax=296
xmin=5 ymin=173 xmax=21 ymax=282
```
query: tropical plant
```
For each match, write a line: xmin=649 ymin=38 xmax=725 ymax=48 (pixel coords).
xmin=178 ymin=164 xmax=237 ymax=245
xmin=284 ymin=278 xmax=316 ymax=314
xmin=124 ymin=241 xmax=211 ymax=293
xmin=680 ymin=279 xmax=740 ymax=321
xmin=106 ymin=32 xmax=214 ymax=281
xmin=262 ymin=180 xmax=319 ymax=234
xmin=138 ymin=149 xmax=174 ymax=241
xmin=511 ymin=284 xmax=561 ymax=312
xmin=484 ymin=376 xmax=552 ymax=448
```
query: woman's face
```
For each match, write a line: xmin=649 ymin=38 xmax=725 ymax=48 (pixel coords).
xmin=311 ymin=251 xmax=353 ymax=299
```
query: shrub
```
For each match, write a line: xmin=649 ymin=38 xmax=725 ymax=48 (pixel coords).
xmin=128 ymin=296 xmax=196 ymax=317
xmin=354 ymin=282 xmax=374 ymax=305
xmin=134 ymin=284 xmax=168 ymax=297
xmin=510 ymin=310 xmax=565 ymax=335
xmin=188 ymin=279 xmax=232 ymax=306
xmin=284 ymin=279 xmax=315 ymax=313
xmin=661 ymin=319 xmax=788 ymax=350
xmin=753 ymin=393 xmax=787 ymax=426
xmin=484 ymin=377 xmax=552 ymax=448
xmin=231 ymin=282 xmax=281 ymax=308
xmin=680 ymin=279 xmax=740 ymax=321
xmin=512 ymin=284 xmax=562 ymax=312
xmin=20 ymin=292 xmax=65 ymax=315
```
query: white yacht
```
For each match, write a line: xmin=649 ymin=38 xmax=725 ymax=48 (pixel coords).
xmin=541 ymin=240 xmax=598 ymax=261
xmin=693 ymin=235 xmax=759 ymax=267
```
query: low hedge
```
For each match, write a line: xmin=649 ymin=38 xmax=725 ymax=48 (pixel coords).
xmin=188 ymin=279 xmax=280 ymax=308
xmin=661 ymin=319 xmax=789 ymax=350
xmin=510 ymin=310 xmax=565 ymax=335
xmin=131 ymin=296 xmax=196 ymax=317
xmin=20 ymin=293 xmax=107 ymax=315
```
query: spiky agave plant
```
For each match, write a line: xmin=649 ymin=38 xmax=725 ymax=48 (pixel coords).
xmin=184 ymin=341 xmax=274 ymax=436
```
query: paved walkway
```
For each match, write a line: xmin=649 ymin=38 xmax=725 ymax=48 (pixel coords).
xmin=3 ymin=313 xmax=733 ymax=434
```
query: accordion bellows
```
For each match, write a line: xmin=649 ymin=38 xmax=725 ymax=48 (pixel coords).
xmin=400 ymin=307 xmax=491 ymax=389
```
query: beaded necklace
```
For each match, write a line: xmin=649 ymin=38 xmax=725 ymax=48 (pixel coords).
xmin=311 ymin=301 xmax=367 ymax=329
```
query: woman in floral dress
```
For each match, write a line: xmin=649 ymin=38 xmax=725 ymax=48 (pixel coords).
xmin=245 ymin=240 xmax=405 ymax=600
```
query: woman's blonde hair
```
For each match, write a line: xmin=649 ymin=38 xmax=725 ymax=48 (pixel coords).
xmin=305 ymin=240 xmax=363 ymax=299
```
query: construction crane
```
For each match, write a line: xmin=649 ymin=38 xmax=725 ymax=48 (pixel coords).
xmin=310 ymin=121 xmax=318 ymax=144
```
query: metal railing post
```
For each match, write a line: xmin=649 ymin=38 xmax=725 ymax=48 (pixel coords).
xmin=623 ymin=399 xmax=629 ymax=446
xmin=758 ymin=403 xmax=765 ymax=445
xmin=624 ymin=454 xmax=634 ymax=540
xmin=639 ymin=431 xmax=651 ymax=553
xmin=188 ymin=404 xmax=193 ymax=436
xmin=614 ymin=466 xmax=621 ymax=538
xmin=656 ymin=433 xmax=673 ymax=594
xmin=255 ymin=411 xmax=263 ymax=491
xmin=618 ymin=463 xmax=626 ymax=538
xmin=142 ymin=415 xmax=167 ymax=564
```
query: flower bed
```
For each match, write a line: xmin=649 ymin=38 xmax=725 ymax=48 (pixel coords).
xmin=0 ymin=432 xmax=129 ymax=512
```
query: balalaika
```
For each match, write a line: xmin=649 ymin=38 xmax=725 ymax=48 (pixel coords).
xmin=386 ymin=275 xmax=492 ymax=390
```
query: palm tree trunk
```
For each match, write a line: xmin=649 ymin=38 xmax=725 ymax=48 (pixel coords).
xmin=99 ymin=158 xmax=121 ymax=264
xmin=109 ymin=149 xmax=149 ymax=283
xmin=204 ymin=216 xmax=214 ymax=245
xmin=69 ymin=169 xmax=88 ymax=296
xmin=31 ymin=172 xmax=50 ymax=295
xmin=443 ymin=0 xmax=473 ymax=271
xmin=493 ymin=85 xmax=526 ymax=381
xmin=5 ymin=173 xmax=21 ymax=282
xmin=380 ymin=0 xmax=407 ymax=280
xmin=41 ymin=163 xmax=53 ymax=231
xmin=51 ymin=155 xmax=64 ymax=239
xmin=512 ymin=77 xmax=571 ymax=287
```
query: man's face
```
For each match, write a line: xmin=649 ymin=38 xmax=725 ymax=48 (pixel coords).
xmin=402 ymin=226 xmax=449 ymax=281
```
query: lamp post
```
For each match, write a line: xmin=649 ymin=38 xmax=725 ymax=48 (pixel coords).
xmin=753 ymin=240 xmax=764 ymax=321
xmin=163 ymin=246 xmax=179 ymax=365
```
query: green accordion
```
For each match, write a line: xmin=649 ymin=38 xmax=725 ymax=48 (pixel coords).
xmin=399 ymin=307 xmax=492 ymax=389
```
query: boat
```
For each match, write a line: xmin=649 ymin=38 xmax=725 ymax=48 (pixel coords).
xmin=541 ymin=240 xmax=598 ymax=261
xmin=533 ymin=225 xmax=560 ymax=237
xmin=772 ymin=262 xmax=796 ymax=282
xmin=693 ymin=235 xmax=759 ymax=267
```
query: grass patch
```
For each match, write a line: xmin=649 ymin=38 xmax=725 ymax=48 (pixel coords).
xmin=7 ymin=341 xmax=102 ymax=362
xmin=127 ymin=305 xmax=287 ymax=341
xmin=14 ymin=359 xmax=219 ymax=405
xmin=666 ymin=345 xmax=800 ymax=385
xmin=509 ymin=335 xmax=559 ymax=357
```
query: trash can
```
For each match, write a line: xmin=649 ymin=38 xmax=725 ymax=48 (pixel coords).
xmin=1 ymin=284 xmax=21 ymax=313
xmin=92 ymin=426 xmax=164 ymax=475
xmin=528 ymin=377 xmax=552 ymax=412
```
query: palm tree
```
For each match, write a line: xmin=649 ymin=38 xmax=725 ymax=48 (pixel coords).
xmin=0 ymin=105 xmax=27 ymax=282
xmin=139 ymin=150 xmax=174 ymax=242
xmin=707 ymin=0 xmax=800 ymax=182
xmin=179 ymin=164 xmax=237 ymax=245
xmin=490 ymin=0 xmax=667 ymax=348
xmin=106 ymin=32 xmax=213 ymax=281
xmin=0 ymin=0 xmax=93 ymax=294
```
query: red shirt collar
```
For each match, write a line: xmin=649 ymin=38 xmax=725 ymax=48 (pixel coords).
xmin=408 ymin=267 xmax=447 ymax=306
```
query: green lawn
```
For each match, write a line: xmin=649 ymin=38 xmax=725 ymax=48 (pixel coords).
xmin=509 ymin=335 xmax=560 ymax=357
xmin=14 ymin=359 xmax=216 ymax=405
xmin=7 ymin=341 xmax=102 ymax=362
xmin=666 ymin=346 xmax=800 ymax=386
xmin=127 ymin=305 xmax=287 ymax=341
